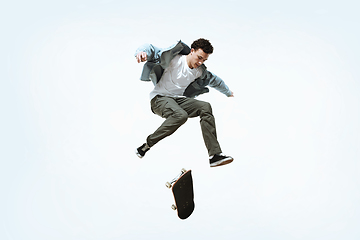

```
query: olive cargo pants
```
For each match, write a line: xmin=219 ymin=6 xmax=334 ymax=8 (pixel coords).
xmin=147 ymin=95 xmax=222 ymax=156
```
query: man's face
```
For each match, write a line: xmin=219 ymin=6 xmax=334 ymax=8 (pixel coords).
xmin=187 ymin=48 xmax=210 ymax=69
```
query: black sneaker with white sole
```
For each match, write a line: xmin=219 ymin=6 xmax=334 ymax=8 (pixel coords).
xmin=136 ymin=143 xmax=150 ymax=158
xmin=210 ymin=154 xmax=233 ymax=167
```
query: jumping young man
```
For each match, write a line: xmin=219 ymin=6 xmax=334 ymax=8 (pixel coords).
xmin=134 ymin=38 xmax=234 ymax=167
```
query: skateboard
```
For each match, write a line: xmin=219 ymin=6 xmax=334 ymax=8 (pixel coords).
xmin=166 ymin=168 xmax=195 ymax=220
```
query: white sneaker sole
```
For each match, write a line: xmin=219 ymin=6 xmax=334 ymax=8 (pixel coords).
xmin=135 ymin=150 xmax=143 ymax=158
xmin=210 ymin=157 xmax=233 ymax=167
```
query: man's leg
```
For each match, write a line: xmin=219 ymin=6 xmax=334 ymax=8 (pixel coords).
xmin=177 ymin=98 xmax=233 ymax=167
xmin=146 ymin=96 xmax=188 ymax=147
xmin=176 ymin=98 xmax=222 ymax=156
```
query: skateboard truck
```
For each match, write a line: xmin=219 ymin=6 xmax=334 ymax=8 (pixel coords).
xmin=165 ymin=168 xmax=187 ymax=189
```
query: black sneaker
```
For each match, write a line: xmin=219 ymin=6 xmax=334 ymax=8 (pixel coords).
xmin=136 ymin=143 xmax=150 ymax=158
xmin=210 ymin=154 xmax=233 ymax=167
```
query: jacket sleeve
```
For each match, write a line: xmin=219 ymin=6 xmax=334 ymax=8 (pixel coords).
xmin=134 ymin=43 xmax=162 ymax=62
xmin=204 ymin=70 xmax=232 ymax=97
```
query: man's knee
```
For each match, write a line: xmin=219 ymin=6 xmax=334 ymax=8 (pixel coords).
xmin=174 ymin=109 xmax=188 ymax=124
xmin=202 ymin=102 xmax=212 ymax=113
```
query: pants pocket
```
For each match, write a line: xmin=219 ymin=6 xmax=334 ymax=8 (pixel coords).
xmin=151 ymin=96 xmax=169 ymax=118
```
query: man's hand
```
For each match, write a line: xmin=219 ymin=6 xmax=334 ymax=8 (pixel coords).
xmin=136 ymin=52 xmax=147 ymax=63
xmin=229 ymin=91 xmax=234 ymax=97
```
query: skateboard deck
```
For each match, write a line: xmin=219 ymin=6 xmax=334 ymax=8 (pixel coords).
xmin=166 ymin=169 xmax=195 ymax=220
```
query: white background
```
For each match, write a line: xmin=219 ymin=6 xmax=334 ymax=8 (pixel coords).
xmin=1 ymin=0 xmax=360 ymax=239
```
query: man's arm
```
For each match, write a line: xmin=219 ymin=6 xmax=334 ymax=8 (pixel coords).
xmin=134 ymin=43 xmax=162 ymax=63
xmin=205 ymin=70 xmax=234 ymax=97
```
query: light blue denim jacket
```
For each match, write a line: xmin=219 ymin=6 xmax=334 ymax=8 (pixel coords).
xmin=134 ymin=41 xmax=232 ymax=98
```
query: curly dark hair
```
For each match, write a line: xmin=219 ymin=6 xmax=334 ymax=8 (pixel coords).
xmin=191 ymin=38 xmax=213 ymax=54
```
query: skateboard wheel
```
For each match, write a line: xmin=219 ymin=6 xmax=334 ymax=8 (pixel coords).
xmin=181 ymin=168 xmax=187 ymax=173
xmin=171 ymin=204 xmax=177 ymax=210
xmin=165 ymin=182 xmax=172 ymax=188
